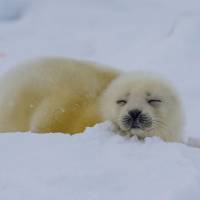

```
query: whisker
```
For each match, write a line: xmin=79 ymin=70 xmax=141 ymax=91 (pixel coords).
xmin=146 ymin=117 xmax=168 ymax=133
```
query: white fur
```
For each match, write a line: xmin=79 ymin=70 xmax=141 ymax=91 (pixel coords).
xmin=101 ymin=72 xmax=183 ymax=142
xmin=0 ymin=57 xmax=183 ymax=142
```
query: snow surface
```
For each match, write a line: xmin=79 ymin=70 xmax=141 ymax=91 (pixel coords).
xmin=0 ymin=0 xmax=200 ymax=199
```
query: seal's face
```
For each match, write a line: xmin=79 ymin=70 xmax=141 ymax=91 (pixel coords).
xmin=101 ymin=73 xmax=182 ymax=141
xmin=115 ymin=90 xmax=166 ymax=139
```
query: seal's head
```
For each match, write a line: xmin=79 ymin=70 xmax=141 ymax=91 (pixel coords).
xmin=101 ymin=73 xmax=183 ymax=142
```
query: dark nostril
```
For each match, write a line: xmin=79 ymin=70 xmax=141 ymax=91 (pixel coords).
xmin=128 ymin=109 xmax=142 ymax=120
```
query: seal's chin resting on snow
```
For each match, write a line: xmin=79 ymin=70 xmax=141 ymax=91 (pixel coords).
xmin=101 ymin=73 xmax=183 ymax=142
xmin=118 ymin=108 xmax=167 ymax=140
xmin=119 ymin=110 xmax=155 ymax=139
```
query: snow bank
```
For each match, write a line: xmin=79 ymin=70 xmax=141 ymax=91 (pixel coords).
xmin=0 ymin=122 xmax=200 ymax=200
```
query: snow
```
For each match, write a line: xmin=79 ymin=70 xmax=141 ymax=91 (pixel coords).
xmin=0 ymin=0 xmax=200 ymax=199
xmin=1 ymin=123 xmax=200 ymax=200
xmin=0 ymin=0 xmax=30 ymax=21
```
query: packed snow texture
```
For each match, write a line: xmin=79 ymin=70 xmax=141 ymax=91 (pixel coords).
xmin=0 ymin=0 xmax=200 ymax=199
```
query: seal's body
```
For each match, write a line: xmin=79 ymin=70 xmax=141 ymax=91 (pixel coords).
xmin=0 ymin=57 xmax=183 ymax=142
xmin=0 ymin=58 xmax=118 ymax=133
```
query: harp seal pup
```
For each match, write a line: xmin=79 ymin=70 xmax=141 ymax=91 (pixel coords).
xmin=0 ymin=57 xmax=183 ymax=142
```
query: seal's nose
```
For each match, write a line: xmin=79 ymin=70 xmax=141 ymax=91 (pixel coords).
xmin=128 ymin=109 xmax=142 ymax=120
xmin=128 ymin=109 xmax=142 ymax=129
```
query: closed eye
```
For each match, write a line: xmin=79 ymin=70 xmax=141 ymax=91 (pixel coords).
xmin=148 ymin=99 xmax=162 ymax=106
xmin=116 ymin=99 xmax=127 ymax=106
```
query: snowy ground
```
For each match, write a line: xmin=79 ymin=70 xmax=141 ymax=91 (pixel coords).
xmin=0 ymin=0 xmax=200 ymax=199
